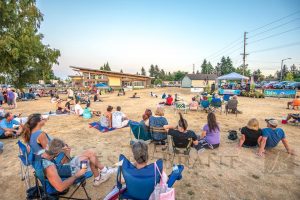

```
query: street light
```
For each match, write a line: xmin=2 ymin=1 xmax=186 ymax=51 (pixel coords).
xmin=280 ymin=58 xmax=291 ymax=81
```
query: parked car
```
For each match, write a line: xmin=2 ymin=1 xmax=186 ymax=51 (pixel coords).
xmin=262 ymin=81 xmax=278 ymax=89
xmin=285 ymin=82 xmax=300 ymax=90
xmin=273 ymin=81 xmax=293 ymax=89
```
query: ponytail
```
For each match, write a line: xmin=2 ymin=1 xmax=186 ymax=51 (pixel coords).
xmin=178 ymin=112 xmax=188 ymax=131
xmin=22 ymin=113 xmax=42 ymax=143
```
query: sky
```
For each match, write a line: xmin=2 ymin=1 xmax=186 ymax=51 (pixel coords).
xmin=36 ymin=0 xmax=300 ymax=78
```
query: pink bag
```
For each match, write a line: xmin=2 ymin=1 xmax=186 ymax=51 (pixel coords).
xmin=149 ymin=162 xmax=175 ymax=200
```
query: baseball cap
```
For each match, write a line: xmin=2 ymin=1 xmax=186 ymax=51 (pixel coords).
xmin=265 ymin=118 xmax=278 ymax=127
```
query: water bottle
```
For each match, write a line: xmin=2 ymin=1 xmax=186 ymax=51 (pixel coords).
xmin=172 ymin=164 xmax=179 ymax=173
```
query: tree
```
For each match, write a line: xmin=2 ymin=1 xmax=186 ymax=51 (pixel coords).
xmin=154 ymin=78 xmax=162 ymax=85
xmin=174 ymin=71 xmax=186 ymax=81
xmin=149 ymin=65 xmax=155 ymax=77
xmin=236 ymin=65 xmax=251 ymax=77
xmin=100 ymin=62 xmax=111 ymax=71
xmin=252 ymin=69 xmax=264 ymax=82
xmin=0 ymin=0 xmax=60 ymax=88
xmin=201 ymin=59 xmax=214 ymax=74
xmin=284 ymin=72 xmax=294 ymax=81
xmin=219 ymin=56 xmax=235 ymax=75
xmin=141 ymin=67 xmax=146 ymax=76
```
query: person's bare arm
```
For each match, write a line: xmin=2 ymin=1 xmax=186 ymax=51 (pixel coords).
xmin=200 ymin=131 xmax=206 ymax=139
xmin=37 ymin=132 xmax=49 ymax=149
xmin=257 ymin=137 xmax=267 ymax=156
xmin=238 ymin=134 xmax=245 ymax=147
xmin=45 ymin=165 xmax=86 ymax=192
xmin=282 ymin=138 xmax=294 ymax=155
xmin=163 ymin=125 xmax=174 ymax=132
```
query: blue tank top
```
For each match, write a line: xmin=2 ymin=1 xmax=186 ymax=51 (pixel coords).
xmin=29 ymin=130 xmax=44 ymax=154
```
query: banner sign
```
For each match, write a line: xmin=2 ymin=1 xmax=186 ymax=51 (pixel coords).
xmin=264 ymin=89 xmax=296 ymax=98
xmin=218 ymin=89 xmax=241 ymax=95
xmin=191 ymin=88 xmax=204 ymax=93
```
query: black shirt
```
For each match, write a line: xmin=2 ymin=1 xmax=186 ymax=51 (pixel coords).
xmin=241 ymin=127 xmax=262 ymax=146
xmin=168 ymin=129 xmax=197 ymax=148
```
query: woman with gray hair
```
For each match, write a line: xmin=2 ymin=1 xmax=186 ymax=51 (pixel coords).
xmin=132 ymin=141 xmax=149 ymax=169
xmin=37 ymin=138 xmax=116 ymax=191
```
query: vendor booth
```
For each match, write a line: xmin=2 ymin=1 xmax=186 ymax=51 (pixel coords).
xmin=217 ymin=72 xmax=249 ymax=95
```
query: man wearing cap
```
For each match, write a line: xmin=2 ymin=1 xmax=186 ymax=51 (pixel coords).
xmin=257 ymin=118 xmax=293 ymax=156
xmin=37 ymin=138 xmax=116 ymax=191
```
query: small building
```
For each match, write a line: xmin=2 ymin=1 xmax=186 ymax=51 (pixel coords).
xmin=181 ymin=73 xmax=217 ymax=88
xmin=69 ymin=66 xmax=152 ymax=89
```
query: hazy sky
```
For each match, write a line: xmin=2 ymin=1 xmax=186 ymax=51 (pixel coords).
xmin=36 ymin=0 xmax=300 ymax=78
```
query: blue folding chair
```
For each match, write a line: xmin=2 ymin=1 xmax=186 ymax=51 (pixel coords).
xmin=32 ymin=156 xmax=93 ymax=200
xmin=113 ymin=154 xmax=184 ymax=200
xmin=223 ymin=94 xmax=230 ymax=102
xmin=200 ymin=100 xmax=210 ymax=112
xmin=17 ymin=140 xmax=34 ymax=189
xmin=129 ymin=121 xmax=151 ymax=144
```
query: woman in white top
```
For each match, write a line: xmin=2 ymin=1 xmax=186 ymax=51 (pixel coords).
xmin=74 ymin=99 xmax=84 ymax=116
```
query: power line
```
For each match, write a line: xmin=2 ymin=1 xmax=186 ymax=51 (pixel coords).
xmin=249 ymin=26 xmax=300 ymax=44
xmin=250 ymin=41 xmax=300 ymax=54
xmin=248 ymin=18 xmax=300 ymax=39
xmin=209 ymin=45 xmax=243 ymax=62
xmin=205 ymin=37 xmax=243 ymax=59
xmin=248 ymin=10 xmax=300 ymax=33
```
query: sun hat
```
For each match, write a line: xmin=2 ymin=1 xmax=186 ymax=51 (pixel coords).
xmin=265 ymin=118 xmax=278 ymax=127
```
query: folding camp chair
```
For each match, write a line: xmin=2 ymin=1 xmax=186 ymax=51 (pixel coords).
xmin=170 ymin=136 xmax=193 ymax=166
xmin=200 ymin=100 xmax=210 ymax=112
xmin=174 ymin=102 xmax=188 ymax=114
xmin=223 ymin=94 xmax=230 ymax=102
xmin=129 ymin=121 xmax=151 ymax=145
xmin=225 ymin=103 xmax=238 ymax=117
xmin=149 ymin=126 xmax=168 ymax=158
xmin=210 ymin=101 xmax=222 ymax=114
xmin=17 ymin=140 xmax=34 ymax=189
xmin=31 ymin=157 xmax=93 ymax=200
xmin=104 ymin=154 xmax=184 ymax=200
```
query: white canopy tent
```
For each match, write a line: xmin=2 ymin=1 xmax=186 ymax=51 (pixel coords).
xmin=217 ymin=72 xmax=249 ymax=81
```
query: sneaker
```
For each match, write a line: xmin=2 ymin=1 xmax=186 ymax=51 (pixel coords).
xmin=93 ymin=167 xmax=117 ymax=187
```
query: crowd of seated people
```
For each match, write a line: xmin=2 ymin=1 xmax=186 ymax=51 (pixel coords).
xmin=1 ymin=86 xmax=297 ymax=199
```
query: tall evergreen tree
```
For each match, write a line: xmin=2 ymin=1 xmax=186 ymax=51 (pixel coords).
xmin=141 ymin=67 xmax=146 ymax=76
xmin=149 ymin=65 xmax=155 ymax=77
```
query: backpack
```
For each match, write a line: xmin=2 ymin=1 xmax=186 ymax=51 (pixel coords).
xmin=228 ymin=130 xmax=238 ymax=140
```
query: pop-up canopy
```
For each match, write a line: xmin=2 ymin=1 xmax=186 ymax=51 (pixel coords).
xmin=94 ymin=83 xmax=109 ymax=88
xmin=217 ymin=72 xmax=249 ymax=80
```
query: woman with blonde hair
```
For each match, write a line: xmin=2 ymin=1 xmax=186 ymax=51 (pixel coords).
xmin=238 ymin=118 xmax=262 ymax=148
xmin=149 ymin=107 xmax=168 ymax=141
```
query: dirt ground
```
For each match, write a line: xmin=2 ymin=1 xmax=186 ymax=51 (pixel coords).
xmin=0 ymin=88 xmax=299 ymax=200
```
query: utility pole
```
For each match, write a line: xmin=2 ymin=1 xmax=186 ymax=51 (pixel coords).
xmin=240 ymin=32 xmax=249 ymax=75
xmin=193 ymin=64 xmax=195 ymax=74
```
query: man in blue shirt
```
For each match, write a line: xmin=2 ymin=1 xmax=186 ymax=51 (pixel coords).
xmin=257 ymin=118 xmax=293 ymax=157
xmin=0 ymin=112 xmax=21 ymax=138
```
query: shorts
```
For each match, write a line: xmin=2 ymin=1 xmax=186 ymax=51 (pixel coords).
xmin=69 ymin=156 xmax=91 ymax=176
xmin=7 ymin=99 xmax=13 ymax=105
xmin=68 ymin=96 xmax=74 ymax=100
